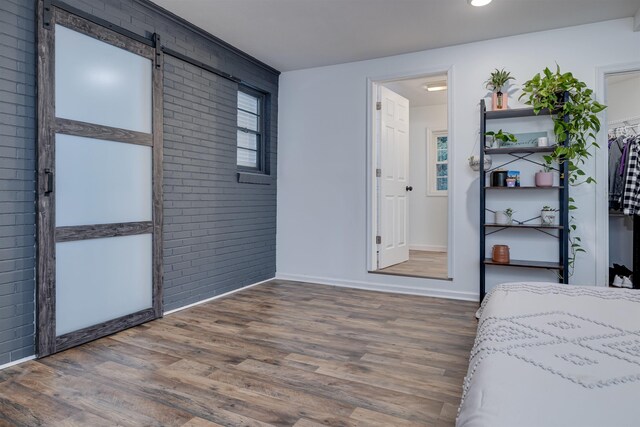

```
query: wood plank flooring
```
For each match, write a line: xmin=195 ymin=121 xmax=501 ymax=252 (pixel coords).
xmin=0 ymin=280 xmax=478 ymax=427
xmin=377 ymin=251 xmax=449 ymax=279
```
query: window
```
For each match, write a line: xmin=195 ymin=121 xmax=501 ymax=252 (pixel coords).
xmin=428 ymin=130 xmax=448 ymax=196
xmin=236 ymin=88 xmax=265 ymax=172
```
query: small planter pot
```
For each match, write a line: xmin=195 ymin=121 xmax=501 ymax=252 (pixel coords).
xmin=495 ymin=211 xmax=512 ymax=225
xmin=535 ymin=171 xmax=554 ymax=187
xmin=492 ymin=245 xmax=510 ymax=263
xmin=492 ymin=91 xmax=508 ymax=110
xmin=541 ymin=209 xmax=557 ymax=225
xmin=468 ymin=155 xmax=492 ymax=172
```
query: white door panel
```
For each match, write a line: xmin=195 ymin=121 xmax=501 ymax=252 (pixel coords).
xmin=396 ymin=129 xmax=408 ymax=182
xmin=52 ymin=24 xmax=154 ymax=339
xmin=397 ymin=195 xmax=407 ymax=247
xmin=378 ymin=86 xmax=410 ymax=268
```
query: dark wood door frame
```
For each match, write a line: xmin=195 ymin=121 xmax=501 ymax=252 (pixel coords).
xmin=36 ymin=1 xmax=164 ymax=357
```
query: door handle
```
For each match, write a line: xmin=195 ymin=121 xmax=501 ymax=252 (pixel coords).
xmin=44 ymin=169 xmax=54 ymax=195
xmin=406 ymin=186 xmax=413 ymax=192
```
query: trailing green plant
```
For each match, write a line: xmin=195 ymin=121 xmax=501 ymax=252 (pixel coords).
xmin=504 ymin=208 xmax=514 ymax=217
xmin=520 ymin=65 xmax=605 ymax=185
xmin=519 ymin=65 xmax=606 ymax=276
xmin=486 ymin=68 xmax=515 ymax=93
xmin=485 ymin=129 xmax=517 ymax=146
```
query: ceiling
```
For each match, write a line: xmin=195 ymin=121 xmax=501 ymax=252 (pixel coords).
xmin=384 ymin=75 xmax=448 ymax=107
xmin=150 ymin=0 xmax=640 ymax=72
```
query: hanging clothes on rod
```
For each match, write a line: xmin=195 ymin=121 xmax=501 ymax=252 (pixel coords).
xmin=623 ymin=136 xmax=640 ymax=215
xmin=608 ymin=122 xmax=640 ymax=290
xmin=608 ymin=123 xmax=640 ymax=212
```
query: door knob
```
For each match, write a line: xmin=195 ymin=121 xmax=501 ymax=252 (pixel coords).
xmin=406 ymin=186 xmax=413 ymax=192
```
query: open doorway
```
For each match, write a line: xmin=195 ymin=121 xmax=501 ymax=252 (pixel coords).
xmin=605 ymin=71 xmax=640 ymax=288
xmin=369 ymin=73 xmax=451 ymax=280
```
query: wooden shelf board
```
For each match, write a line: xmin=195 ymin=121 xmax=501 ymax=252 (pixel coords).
xmin=484 ymin=223 xmax=563 ymax=230
xmin=485 ymin=107 xmax=554 ymax=120
xmin=484 ymin=259 xmax=563 ymax=270
xmin=485 ymin=186 xmax=564 ymax=190
xmin=484 ymin=145 xmax=557 ymax=154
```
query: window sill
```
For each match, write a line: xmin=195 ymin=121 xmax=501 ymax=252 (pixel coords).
xmin=237 ymin=171 xmax=272 ymax=185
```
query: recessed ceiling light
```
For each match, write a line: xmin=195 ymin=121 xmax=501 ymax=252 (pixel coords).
xmin=424 ymin=82 xmax=447 ymax=92
xmin=468 ymin=0 xmax=492 ymax=6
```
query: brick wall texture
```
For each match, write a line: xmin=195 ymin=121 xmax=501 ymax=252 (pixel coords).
xmin=0 ymin=0 xmax=278 ymax=363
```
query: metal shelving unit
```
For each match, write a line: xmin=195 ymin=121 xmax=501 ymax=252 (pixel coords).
xmin=479 ymin=96 xmax=570 ymax=300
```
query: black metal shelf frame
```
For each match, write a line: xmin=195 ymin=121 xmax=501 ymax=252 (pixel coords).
xmin=479 ymin=96 xmax=570 ymax=300
xmin=485 ymin=151 xmax=561 ymax=174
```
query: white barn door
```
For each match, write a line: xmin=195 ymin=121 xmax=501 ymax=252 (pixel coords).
xmin=378 ymin=86 xmax=410 ymax=269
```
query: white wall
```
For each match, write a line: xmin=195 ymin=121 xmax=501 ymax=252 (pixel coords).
xmin=607 ymin=74 xmax=640 ymax=123
xmin=277 ymin=18 xmax=640 ymax=300
xmin=408 ymin=104 xmax=448 ymax=251
xmin=607 ymin=73 xmax=640 ymax=269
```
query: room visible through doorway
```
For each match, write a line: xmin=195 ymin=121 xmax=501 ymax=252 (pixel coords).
xmin=370 ymin=73 xmax=450 ymax=280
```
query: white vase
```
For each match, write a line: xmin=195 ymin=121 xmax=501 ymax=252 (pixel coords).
xmin=495 ymin=211 xmax=511 ymax=225
xmin=541 ymin=210 xmax=556 ymax=225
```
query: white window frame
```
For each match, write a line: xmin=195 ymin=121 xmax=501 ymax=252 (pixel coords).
xmin=236 ymin=87 xmax=266 ymax=172
xmin=427 ymin=129 xmax=448 ymax=197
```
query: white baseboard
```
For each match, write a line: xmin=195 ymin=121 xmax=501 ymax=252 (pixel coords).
xmin=275 ymin=272 xmax=478 ymax=301
xmin=163 ymin=277 xmax=275 ymax=316
xmin=409 ymin=244 xmax=447 ymax=252
xmin=0 ymin=355 xmax=36 ymax=371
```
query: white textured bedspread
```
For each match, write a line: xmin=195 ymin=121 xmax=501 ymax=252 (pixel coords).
xmin=457 ymin=283 xmax=640 ymax=427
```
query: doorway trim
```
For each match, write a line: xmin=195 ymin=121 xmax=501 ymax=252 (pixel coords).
xmin=366 ymin=65 xmax=455 ymax=279
xmin=594 ymin=62 xmax=640 ymax=286
xmin=36 ymin=2 xmax=164 ymax=356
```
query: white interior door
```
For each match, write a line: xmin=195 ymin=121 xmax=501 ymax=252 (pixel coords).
xmin=378 ymin=86 xmax=410 ymax=268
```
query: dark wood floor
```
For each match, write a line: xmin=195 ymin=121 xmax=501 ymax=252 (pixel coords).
xmin=0 ymin=280 xmax=478 ymax=427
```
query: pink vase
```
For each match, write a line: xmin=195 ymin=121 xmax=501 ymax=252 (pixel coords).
xmin=492 ymin=92 xmax=508 ymax=110
xmin=535 ymin=172 xmax=554 ymax=187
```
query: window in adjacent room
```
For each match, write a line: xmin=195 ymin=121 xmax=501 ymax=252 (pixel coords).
xmin=236 ymin=87 xmax=265 ymax=172
xmin=428 ymin=130 xmax=448 ymax=195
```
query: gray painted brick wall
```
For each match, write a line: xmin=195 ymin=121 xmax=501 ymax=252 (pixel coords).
xmin=0 ymin=0 xmax=278 ymax=363
xmin=0 ymin=0 xmax=37 ymax=365
xmin=162 ymin=57 xmax=277 ymax=311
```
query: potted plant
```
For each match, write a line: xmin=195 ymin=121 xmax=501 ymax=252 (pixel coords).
xmin=468 ymin=155 xmax=492 ymax=172
xmin=520 ymin=65 xmax=605 ymax=186
xmin=520 ymin=65 xmax=606 ymax=273
xmin=484 ymin=129 xmax=517 ymax=148
xmin=495 ymin=208 xmax=514 ymax=225
xmin=486 ymin=68 xmax=515 ymax=111
xmin=535 ymin=163 xmax=554 ymax=187
xmin=541 ymin=206 xmax=558 ymax=225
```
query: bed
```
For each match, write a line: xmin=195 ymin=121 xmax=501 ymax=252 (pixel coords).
xmin=457 ymin=282 xmax=640 ymax=427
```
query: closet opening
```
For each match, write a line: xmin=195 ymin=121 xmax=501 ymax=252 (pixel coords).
xmin=606 ymin=71 xmax=640 ymax=289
